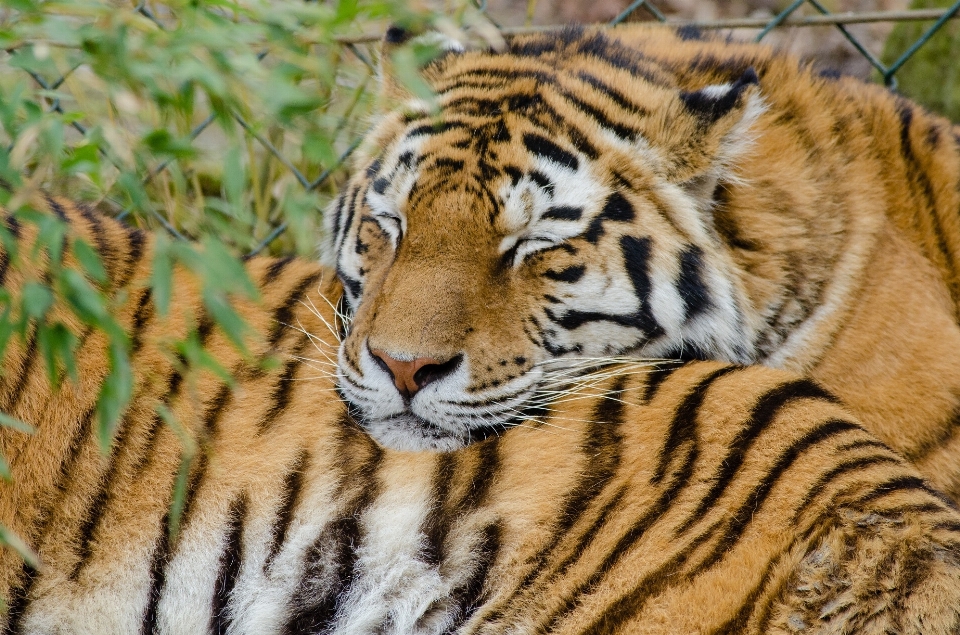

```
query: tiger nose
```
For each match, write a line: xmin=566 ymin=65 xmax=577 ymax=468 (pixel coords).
xmin=370 ymin=348 xmax=463 ymax=399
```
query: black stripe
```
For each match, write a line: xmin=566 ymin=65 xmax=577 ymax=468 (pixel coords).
xmin=678 ymin=378 xmax=838 ymax=516
xmin=428 ymin=157 xmax=465 ymax=172
xmin=725 ymin=519 xmax=836 ymax=635
xmin=210 ymin=494 xmax=247 ymax=635
xmin=621 ymin=235 xmax=665 ymax=339
xmin=68 ymin=407 xmax=144 ymax=581
xmin=482 ymin=377 xmax=629 ymax=626
xmin=281 ymin=517 xmax=362 ymax=634
xmin=522 ymin=133 xmax=578 ymax=171
xmin=406 ymin=120 xmax=470 ymax=138
xmin=76 ymin=203 xmax=114 ymax=282
xmin=688 ymin=419 xmax=861 ymax=572
xmin=142 ymin=514 xmax=173 ymax=634
xmin=575 ymin=71 xmax=650 ymax=118
xmin=113 ymin=222 xmax=146 ymax=292
xmin=336 ymin=265 xmax=362 ymax=302
xmin=257 ymin=333 xmax=309 ymax=433
xmin=584 ymin=192 xmax=635 ymax=244
xmin=173 ymin=451 xmax=210 ymax=540
xmin=791 ymin=454 xmax=902 ymax=523
xmin=541 ymin=205 xmax=582 ymax=222
xmin=529 ymin=170 xmax=554 ymax=194
xmin=444 ymin=521 xmax=502 ymax=630
xmin=0 ymin=215 xmax=21 ymax=287
xmin=265 ymin=450 xmax=310 ymax=569
xmin=677 ymin=246 xmax=711 ymax=321
xmin=264 ymin=256 xmax=294 ymax=285
xmin=421 ymin=453 xmax=457 ymax=567
xmin=558 ymin=87 xmax=638 ymax=140
xmin=198 ymin=382 xmax=233 ymax=434
xmin=853 ymin=474 xmax=954 ymax=509
xmin=544 ymin=264 xmax=585 ymax=283
xmin=897 ymin=100 xmax=959 ymax=311
xmin=544 ymin=295 xmax=665 ymax=334
xmin=3 ymin=562 xmax=37 ymax=635
xmin=567 ymin=520 xmax=720 ymax=633
xmin=130 ymin=288 xmax=154 ymax=354
xmin=642 ymin=363 xmax=682 ymax=403
xmin=282 ymin=426 xmax=383 ymax=634
xmin=653 ymin=366 xmax=738 ymax=483
xmin=3 ymin=332 xmax=39 ymax=413
xmin=542 ymin=366 xmax=737 ymax=633
xmin=33 ymin=405 xmax=97 ymax=541
xmin=264 ymin=271 xmax=324 ymax=350
xmin=131 ymin=374 xmax=183 ymax=479
xmin=334 ymin=185 xmax=360 ymax=255
xmin=679 ymin=68 xmax=758 ymax=123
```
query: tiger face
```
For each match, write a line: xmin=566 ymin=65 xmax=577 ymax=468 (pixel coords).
xmin=327 ymin=27 xmax=767 ymax=451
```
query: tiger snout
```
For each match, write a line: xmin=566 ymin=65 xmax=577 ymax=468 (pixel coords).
xmin=369 ymin=347 xmax=464 ymax=400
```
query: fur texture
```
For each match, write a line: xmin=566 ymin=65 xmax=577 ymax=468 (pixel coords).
xmin=326 ymin=24 xmax=960 ymax=503
xmin=4 ymin=201 xmax=960 ymax=633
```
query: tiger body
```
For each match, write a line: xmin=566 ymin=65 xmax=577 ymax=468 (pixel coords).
xmin=4 ymin=201 xmax=960 ymax=633
xmin=327 ymin=25 xmax=960 ymax=498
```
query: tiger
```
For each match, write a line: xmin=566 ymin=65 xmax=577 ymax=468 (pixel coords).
xmin=5 ymin=199 xmax=960 ymax=634
xmin=326 ymin=23 xmax=960 ymax=500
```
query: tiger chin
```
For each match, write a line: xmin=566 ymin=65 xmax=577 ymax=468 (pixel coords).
xmin=327 ymin=22 xmax=960 ymax=493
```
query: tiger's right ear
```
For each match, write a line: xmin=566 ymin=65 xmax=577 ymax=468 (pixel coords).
xmin=377 ymin=23 xmax=503 ymax=110
xmin=377 ymin=25 xmax=465 ymax=109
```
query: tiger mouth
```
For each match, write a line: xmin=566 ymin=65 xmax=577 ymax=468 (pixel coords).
xmin=348 ymin=398 xmax=551 ymax=452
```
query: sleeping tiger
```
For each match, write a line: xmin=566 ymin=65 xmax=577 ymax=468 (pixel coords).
xmin=4 ymin=200 xmax=960 ymax=633
xmin=327 ymin=24 xmax=960 ymax=499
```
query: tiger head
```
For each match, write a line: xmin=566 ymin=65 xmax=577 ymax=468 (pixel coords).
xmin=325 ymin=26 xmax=767 ymax=451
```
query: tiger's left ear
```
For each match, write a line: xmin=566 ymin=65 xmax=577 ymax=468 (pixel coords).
xmin=657 ymin=68 xmax=765 ymax=204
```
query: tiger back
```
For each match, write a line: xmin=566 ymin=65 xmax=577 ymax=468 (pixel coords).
xmin=4 ymin=201 xmax=960 ymax=634
xmin=325 ymin=24 xmax=960 ymax=499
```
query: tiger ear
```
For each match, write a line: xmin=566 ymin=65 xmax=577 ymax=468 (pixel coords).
xmin=658 ymin=68 xmax=765 ymax=205
xmin=377 ymin=23 xmax=504 ymax=110
xmin=378 ymin=25 xmax=459 ymax=108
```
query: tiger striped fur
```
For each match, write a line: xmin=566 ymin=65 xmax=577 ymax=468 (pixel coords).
xmin=326 ymin=24 xmax=960 ymax=501
xmin=4 ymin=199 xmax=960 ymax=633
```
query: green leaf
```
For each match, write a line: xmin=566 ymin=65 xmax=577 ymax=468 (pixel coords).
xmin=72 ymin=239 xmax=108 ymax=284
xmin=0 ymin=453 xmax=9 ymax=482
xmin=167 ymin=452 xmax=193 ymax=543
xmin=0 ymin=412 xmax=33 ymax=434
xmin=0 ymin=525 xmax=41 ymax=570
xmin=59 ymin=269 xmax=108 ymax=324
xmin=62 ymin=144 xmax=101 ymax=175
xmin=199 ymin=237 xmax=257 ymax=300
xmin=37 ymin=322 xmax=79 ymax=387
xmin=20 ymin=282 xmax=53 ymax=322
xmin=151 ymin=233 xmax=173 ymax=317
xmin=34 ymin=215 xmax=67 ymax=267
xmin=96 ymin=340 xmax=132 ymax=451
xmin=202 ymin=288 xmax=250 ymax=354
xmin=142 ymin=129 xmax=197 ymax=160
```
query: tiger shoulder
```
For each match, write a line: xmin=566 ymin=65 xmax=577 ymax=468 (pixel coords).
xmin=3 ymin=200 xmax=960 ymax=633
